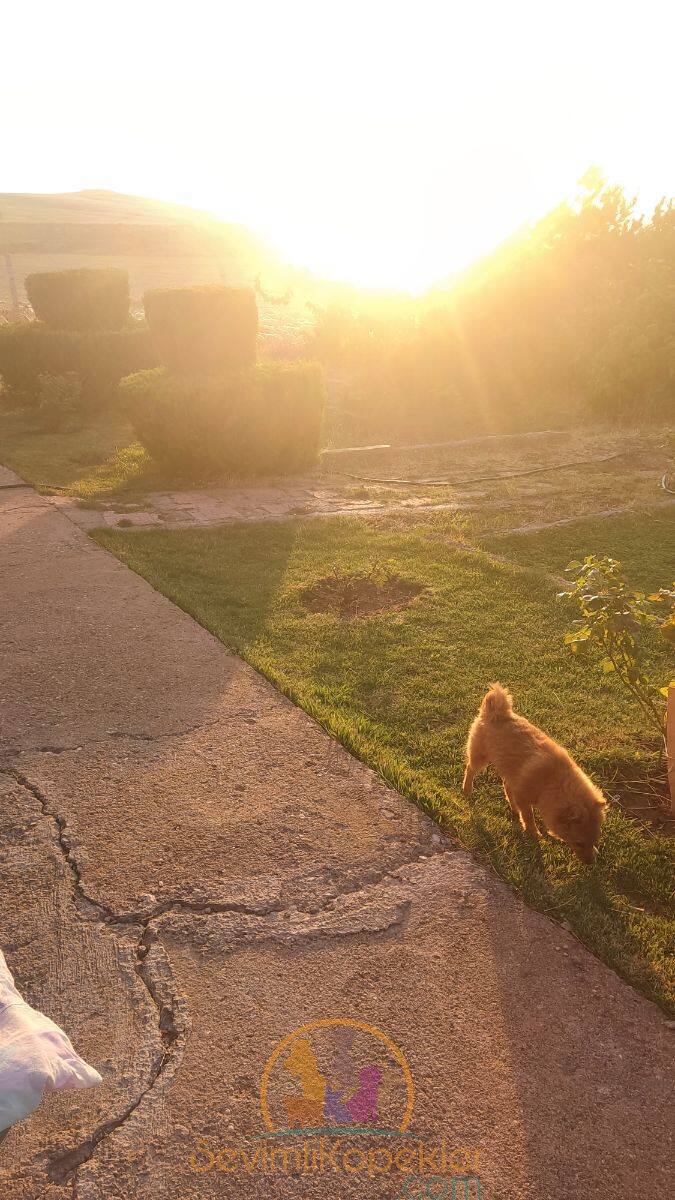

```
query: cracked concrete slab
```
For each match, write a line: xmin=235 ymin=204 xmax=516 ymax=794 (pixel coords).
xmin=0 ymin=776 xmax=163 ymax=1200
xmin=12 ymin=717 xmax=445 ymax=917
xmin=94 ymin=853 xmax=671 ymax=1200
xmin=1 ymin=473 xmax=673 ymax=1199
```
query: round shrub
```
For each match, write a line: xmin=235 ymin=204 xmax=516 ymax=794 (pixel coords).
xmin=0 ymin=323 xmax=158 ymax=411
xmin=121 ymin=362 xmax=324 ymax=477
xmin=36 ymin=372 xmax=82 ymax=432
xmin=143 ymin=285 xmax=258 ymax=374
xmin=25 ymin=268 xmax=130 ymax=332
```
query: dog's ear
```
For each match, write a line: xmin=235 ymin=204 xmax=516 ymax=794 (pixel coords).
xmin=557 ymin=804 xmax=581 ymax=829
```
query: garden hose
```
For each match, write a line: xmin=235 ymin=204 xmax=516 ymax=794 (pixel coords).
xmin=337 ymin=449 xmax=631 ymax=488
xmin=5 ymin=446 xmax=674 ymax=502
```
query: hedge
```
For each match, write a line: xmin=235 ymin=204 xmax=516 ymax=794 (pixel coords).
xmin=143 ymin=285 xmax=258 ymax=374
xmin=25 ymin=268 xmax=130 ymax=332
xmin=121 ymin=362 xmax=324 ymax=477
xmin=0 ymin=323 xmax=158 ymax=411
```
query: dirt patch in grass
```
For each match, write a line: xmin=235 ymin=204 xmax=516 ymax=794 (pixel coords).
xmin=607 ymin=763 xmax=674 ymax=836
xmin=300 ymin=570 xmax=424 ymax=618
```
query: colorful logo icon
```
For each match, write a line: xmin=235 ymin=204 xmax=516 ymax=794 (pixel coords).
xmin=260 ymin=1018 xmax=414 ymax=1134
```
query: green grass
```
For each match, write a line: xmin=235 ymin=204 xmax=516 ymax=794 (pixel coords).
xmin=481 ymin=507 xmax=675 ymax=589
xmin=0 ymin=407 xmax=249 ymax=499
xmin=0 ymin=408 xmax=157 ymax=497
xmin=95 ymin=511 xmax=675 ymax=1013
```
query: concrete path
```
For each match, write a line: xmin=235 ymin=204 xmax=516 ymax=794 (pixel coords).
xmin=0 ymin=471 xmax=672 ymax=1200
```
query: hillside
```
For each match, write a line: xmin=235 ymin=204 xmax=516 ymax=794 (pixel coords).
xmin=0 ymin=189 xmax=256 ymax=226
xmin=0 ymin=190 xmax=316 ymax=349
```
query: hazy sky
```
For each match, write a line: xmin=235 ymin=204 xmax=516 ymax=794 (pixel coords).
xmin=3 ymin=0 xmax=673 ymax=289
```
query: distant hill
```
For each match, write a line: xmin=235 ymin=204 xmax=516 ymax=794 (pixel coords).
xmin=0 ymin=189 xmax=282 ymax=292
xmin=0 ymin=189 xmax=320 ymax=350
xmin=0 ymin=189 xmax=238 ymax=225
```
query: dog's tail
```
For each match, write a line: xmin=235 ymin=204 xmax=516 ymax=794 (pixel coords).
xmin=480 ymin=683 xmax=513 ymax=720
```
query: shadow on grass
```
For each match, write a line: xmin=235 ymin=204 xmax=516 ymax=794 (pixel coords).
xmin=94 ymin=518 xmax=302 ymax=661
xmin=0 ymin=409 xmax=143 ymax=495
xmin=464 ymin=783 xmax=674 ymax=1009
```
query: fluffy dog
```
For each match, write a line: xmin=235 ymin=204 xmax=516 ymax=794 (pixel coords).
xmin=463 ymin=684 xmax=606 ymax=863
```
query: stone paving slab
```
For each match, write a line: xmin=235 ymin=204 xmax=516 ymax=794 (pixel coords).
xmin=51 ymin=485 xmax=460 ymax=532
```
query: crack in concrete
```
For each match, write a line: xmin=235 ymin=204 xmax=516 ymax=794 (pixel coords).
xmin=5 ymin=765 xmax=451 ymax=1187
xmin=0 ymin=501 xmax=51 ymax=513
xmin=161 ymin=893 xmax=416 ymax=953
xmin=277 ymin=841 xmax=452 ymax=915
xmin=0 ymin=716 xmax=228 ymax=764
xmin=4 ymin=769 xmax=190 ymax=1188
xmin=45 ymin=934 xmax=191 ymax=1188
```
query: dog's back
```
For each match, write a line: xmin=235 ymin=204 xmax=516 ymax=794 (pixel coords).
xmin=470 ymin=683 xmax=557 ymax=785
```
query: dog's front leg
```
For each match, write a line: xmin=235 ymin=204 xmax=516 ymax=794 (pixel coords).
xmin=503 ymin=783 xmax=520 ymax=821
xmin=518 ymin=801 xmax=540 ymax=839
xmin=462 ymin=766 xmax=475 ymax=796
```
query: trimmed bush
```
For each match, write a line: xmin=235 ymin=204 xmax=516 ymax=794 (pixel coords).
xmin=121 ymin=362 xmax=324 ymax=477
xmin=25 ymin=268 xmax=130 ymax=331
xmin=143 ymin=285 xmax=258 ymax=374
xmin=36 ymin=373 xmax=82 ymax=432
xmin=0 ymin=323 xmax=158 ymax=411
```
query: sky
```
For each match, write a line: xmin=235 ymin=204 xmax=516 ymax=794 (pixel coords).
xmin=2 ymin=0 xmax=673 ymax=291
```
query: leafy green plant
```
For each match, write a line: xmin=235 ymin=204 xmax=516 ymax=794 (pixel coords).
xmin=561 ymin=555 xmax=675 ymax=743
xmin=309 ymin=180 xmax=675 ymax=443
xmin=36 ymin=372 xmax=82 ymax=432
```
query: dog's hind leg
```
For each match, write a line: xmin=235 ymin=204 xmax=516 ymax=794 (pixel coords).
xmin=462 ymin=750 xmax=488 ymax=796
xmin=463 ymin=726 xmax=489 ymax=796
xmin=462 ymin=765 xmax=476 ymax=795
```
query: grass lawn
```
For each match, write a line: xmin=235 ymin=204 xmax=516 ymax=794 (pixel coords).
xmin=95 ymin=510 xmax=675 ymax=1013
xmin=481 ymin=506 xmax=675 ymax=589
xmin=0 ymin=408 xmax=157 ymax=498
xmin=0 ymin=405 xmax=284 ymax=500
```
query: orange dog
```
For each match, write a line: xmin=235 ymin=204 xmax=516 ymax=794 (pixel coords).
xmin=463 ymin=684 xmax=607 ymax=863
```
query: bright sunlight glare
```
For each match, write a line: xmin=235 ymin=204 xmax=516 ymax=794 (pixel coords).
xmin=2 ymin=0 xmax=673 ymax=291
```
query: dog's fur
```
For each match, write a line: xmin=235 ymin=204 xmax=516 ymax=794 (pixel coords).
xmin=463 ymin=684 xmax=606 ymax=863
